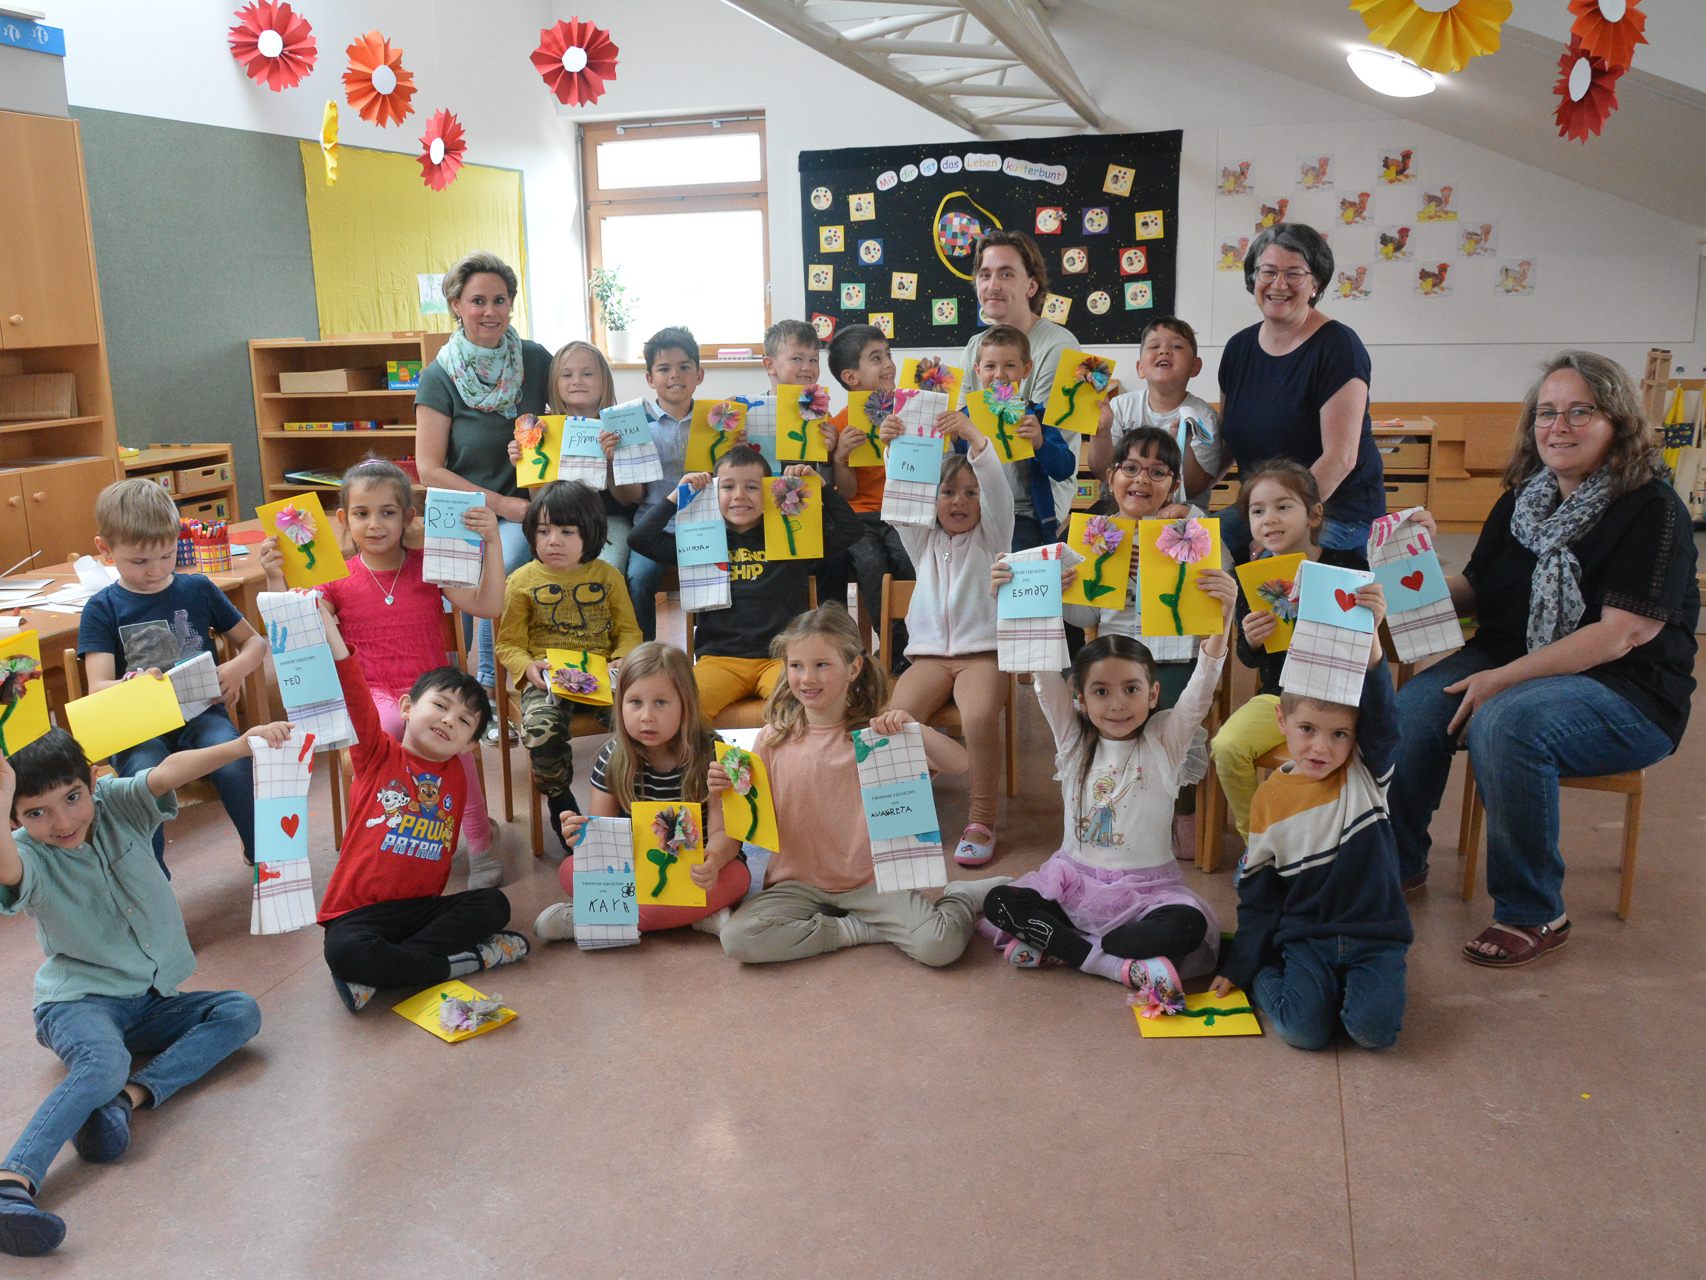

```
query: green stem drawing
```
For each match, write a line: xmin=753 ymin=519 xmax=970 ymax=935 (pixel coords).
xmin=1083 ymin=550 xmax=1117 ymax=602
xmin=785 ymin=428 xmax=809 ymax=460
xmin=646 ymin=846 xmax=677 ymax=898
xmin=781 ymin=515 xmax=799 ymax=556
xmin=994 ymin=419 xmax=1015 ymax=460
xmin=1051 ymin=382 xmax=1086 ymax=428
xmin=300 ymin=540 xmax=317 ymax=570
xmin=708 ymin=433 xmax=728 ymax=469
xmin=1177 ymin=1004 xmax=1253 ymax=1026
xmin=531 ymin=444 xmax=550 ymax=481
xmin=573 ymin=651 xmax=589 ymax=671
xmin=0 ymin=700 xmax=17 ymax=757
xmin=1157 ymin=561 xmax=1187 ymax=634
xmin=740 ymin=791 xmax=760 ymax=841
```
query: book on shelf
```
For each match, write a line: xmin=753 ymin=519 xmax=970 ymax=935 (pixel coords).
xmin=283 ymin=468 xmax=345 ymax=486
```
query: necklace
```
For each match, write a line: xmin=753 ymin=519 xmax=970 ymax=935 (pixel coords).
xmin=359 ymin=553 xmax=405 ymax=606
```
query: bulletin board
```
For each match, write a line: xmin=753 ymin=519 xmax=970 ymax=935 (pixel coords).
xmin=798 ymin=131 xmax=1179 ymax=348
xmin=298 ymin=141 xmax=530 ymax=339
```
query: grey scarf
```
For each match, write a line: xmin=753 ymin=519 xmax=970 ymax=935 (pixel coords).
xmin=1508 ymin=465 xmax=1615 ymax=651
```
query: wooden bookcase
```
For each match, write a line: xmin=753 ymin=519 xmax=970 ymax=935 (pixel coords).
xmin=0 ymin=110 xmax=121 ymax=567
xmin=248 ymin=333 xmax=449 ymax=509
xmin=123 ymin=444 xmax=239 ymax=522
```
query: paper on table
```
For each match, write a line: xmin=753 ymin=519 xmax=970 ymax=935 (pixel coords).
xmin=1234 ymin=553 xmax=1306 ymax=654
xmin=631 ymin=801 xmax=706 ymax=908
xmin=853 ymin=722 xmax=946 ymax=893
xmin=392 ymin=980 xmax=517 ymax=1043
xmin=573 ymin=816 xmax=640 ymax=950
xmin=73 ymin=556 xmax=119 ymax=591
xmin=762 ymin=472 xmax=823 ymax=561
xmin=714 ymin=740 xmax=778 ymax=852
xmin=1134 ymin=988 xmax=1263 ymax=1038
xmin=64 ymin=674 xmax=185 ymax=761
xmin=0 ymin=629 xmax=49 ymax=757
xmin=255 ymin=493 xmax=350 ymax=588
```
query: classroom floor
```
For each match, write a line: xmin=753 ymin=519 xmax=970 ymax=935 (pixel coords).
xmin=3 ymin=541 xmax=1703 ymax=1279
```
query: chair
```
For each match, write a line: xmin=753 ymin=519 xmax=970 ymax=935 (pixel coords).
xmin=684 ymin=577 xmax=817 ymax=731
xmin=878 ymin=575 xmax=1018 ymax=797
xmin=1458 ymin=759 xmax=1646 ymax=920
xmin=492 ymin=669 xmax=607 ymax=859
xmin=1192 ymin=660 xmax=1238 ymax=873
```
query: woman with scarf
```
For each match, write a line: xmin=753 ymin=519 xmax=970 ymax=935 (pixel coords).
xmin=1390 ymin=352 xmax=1697 ymax=967
xmin=415 ymin=251 xmax=553 ymax=690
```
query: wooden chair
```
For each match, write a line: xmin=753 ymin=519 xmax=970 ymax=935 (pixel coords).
xmin=493 ymin=669 xmax=607 ymax=859
xmin=1192 ymin=660 xmax=1238 ymax=873
xmin=684 ymin=577 xmax=817 ymax=731
xmin=1458 ymin=758 xmax=1647 ymax=920
xmin=878 ymin=575 xmax=1018 ymax=797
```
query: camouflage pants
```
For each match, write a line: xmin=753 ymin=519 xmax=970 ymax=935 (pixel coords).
xmin=518 ymin=684 xmax=577 ymax=799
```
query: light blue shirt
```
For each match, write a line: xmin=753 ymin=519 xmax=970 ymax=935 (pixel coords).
xmin=639 ymin=401 xmax=693 ymax=513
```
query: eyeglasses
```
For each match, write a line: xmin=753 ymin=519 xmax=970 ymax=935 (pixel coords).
xmin=1114 ymin=463 xmax=1175 ymax=483
xmin=1533 ymin=406 xmax=1601 ymax=429
xmin=1254 ymin=267 xmax=1313 ymax=285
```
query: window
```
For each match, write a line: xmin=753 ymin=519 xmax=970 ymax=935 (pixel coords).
xmin=581 ymin=115 xmax=769 ymax=360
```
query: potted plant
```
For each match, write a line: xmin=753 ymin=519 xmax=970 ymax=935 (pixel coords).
xmin=589 ymin=266 xmax=637 ymax=362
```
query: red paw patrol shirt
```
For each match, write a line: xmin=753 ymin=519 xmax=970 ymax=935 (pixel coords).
xmin=317 ymin=651 xmax=466 ymax=924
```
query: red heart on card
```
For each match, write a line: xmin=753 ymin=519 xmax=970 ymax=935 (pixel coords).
xmin=1334 ymin=589 xmax=1358 ymax=612
xmin=1400 ymin=571 xmax=1424 ymax=592
xmin=280 ymin=814 xmax=300 ymax=839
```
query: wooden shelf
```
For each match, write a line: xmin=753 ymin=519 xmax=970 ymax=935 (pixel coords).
xmin=260 ymin=389 xmax=418 ymax=400
xmin=258 ymin=429 xmax=415 ymax=438
xmin=0 ymin=414 xmax=101 ymax=436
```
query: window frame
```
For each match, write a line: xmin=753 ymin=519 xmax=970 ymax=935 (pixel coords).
xmin=580 ymin=115 xmax=771 ymax=359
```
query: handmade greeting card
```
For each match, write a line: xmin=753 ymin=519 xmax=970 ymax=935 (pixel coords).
xmin=256 ymin=492 xmax=349 ymax=588
xmin=1043 ymin=351 xmax=1115 ymax=435
xmin=998 ymin=543 xmax=1083 ymax=673
xmin=1063 ymin=513 xmax=1135 ymax=609
xmin=1134 ymin=988 xmax=1262 ymax=1038
xmin=259 ymin=591 xmax=356 ymax=749
xmin=763 ymin=472 xmax=823 ymax=560
xmin=853 ymin=722 xmax=947 ymax=893
xmin=603 ymin=400 xmax=663 ymax=486
xmin=675 ymin=480 xmax=731 ymax=613
xmin=249 ymin=729 xmax=318 ymax=936
xmin=64 ymin=674 xmax=185 ymax=762
xmin=513 ymin=413 xmax=563 ymax=487
xmin=965 ymin=383 xmax=1033 ymax=463
xmin=1234 ymin=553 xmax=1305 ymax=653
xmin=631 ymin=802 xmax=706 ymax=908
xmin=422 ymin=488 xmax=484 ymax=589
xmin=0 ymin=630 xmax=47 ymax=758
xmin=687 ymin=399 xmax=747 ymax=472
xmin=846 ymin=389 xmax=897 ymax=467
xmin=898 ymin=357 xmax=962 ymax=422
xmin=1137 ymin=517 xmax=1222 ymax=636
xmin=1368 ymin=508 xmax=1462 ymax=663
xmin=572 ymin=816 xmax=640 ymax=950
xmin=1297 ymin=560 xmax=1376 ymax=633
xmin=556 ymin=416 xmax=606 ymax=488
xmin=1281 ymin=560 xmax=1377 ymax=706
xmin=714 ymin=741 xmax=779 ymax=852
xmin=393 ymin=981 xmax=516 ymax=1043
xmin=546 ymin=648 xmax=612 ymax=706
xmin=881 ymin=424 xmax=945 ymax=528
xmin=776 ymin=384 xmax=831 ymax=462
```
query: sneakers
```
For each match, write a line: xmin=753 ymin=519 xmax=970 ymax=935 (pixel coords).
xmin=72 ymin=1094 xmax=132 ymax=1164
xmin=332 ymin=974 xmax=376 ymax=1014
xmin=1003 ymin=938 xmax=1046 ymax=968
xmin=954 ymin=823 xmax=997 ymax=867
xmin=477 ymin=931 xmax=531 ymax=970
xmin=1122 ymin=956 xmax=1186 ymax=1017
xmin=691 ymin=907 xmax=732 ymax=939
xmin=941 ymin=875 xmax=1012 ymax=916
xmin=466 ymin=849 xmax=504 ymax=890
xmin=533 ymin=902 xmax=576 ymax=942
xmin=0 ymin=1184 xmax=64 ymax=1258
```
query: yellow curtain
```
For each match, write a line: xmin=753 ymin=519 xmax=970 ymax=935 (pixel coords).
xmin=298 ymin=140 xmax=529 ymax=338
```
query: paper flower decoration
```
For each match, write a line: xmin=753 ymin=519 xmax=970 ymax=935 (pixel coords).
xmin=0 ymin=654 xmax=41 ymax=756
xmin=858 ymin=389 xmax=896 ymax=453
xmin=343 ymin=30 xmax=415 ymax=127
xmin=1568 ymin=0 xmax=1646 ymax=70
xmin=1155 ymin=516 xmax=1212 ymax=635
xmin=438 ymin=990 xmax=507 ymax=1034
xmin=530 ymin=18 xmax=619 ymax=107
xmin=1078 ymin=515 xmax=1126 ymax=603
xmin=319 ymin=98 xmax=338 ymax=186
xmin=1050 ymin=355 xmax=1113 ymax=429
xmin=981 ymin=382 xmax=1027 ymax=459
xmin=913 ymin=358 xmax=951 ymax=392
xmin=704 ymin=401 xmax=744 ymax=468
xmin=720 ymin=746 xmax=761 ymax=841
xmin=553 ymin=667 xmax=600 ymax=697
xmin=644 ymin=805 xmax=696 ymax=898
xmin=797 ymin=384 xmax=830 ymax=422
xmin=1554 ymin=35 xmax=1622 ymax=141
xmin=770 ymin=476 xmax=810 ymax=556
xmin=418 ymin=109 xmax=466 ymax=191
xmin=515 ymin=415 xmax=550 ymax=482
xmin=274 ymin=504 xmax=320 ymax=570
xmin=1257 ymin=577 xmax=1299 ymax=623
xmin=1348 ymin=0 xmax=1511 ymax=74
xmin=227 ymin=1 xmax=316 ymax=91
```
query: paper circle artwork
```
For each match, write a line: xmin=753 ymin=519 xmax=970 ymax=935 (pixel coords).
xmin=1553 ymin=34 xmax=1621 ymax=141
xmin=1082 ymin=207 xmax=1110 ymax=234
xmin=811 ymin=314 xmax=837 ymax=341
xmin=531 ymin=17 xmax=619 ymax=107
xmin=1035 ymin=207 xmax=1064 ymax=234
xmin=1348 ymin=0 xmax=1512 ymax=75
xmin=228 ymin=1 xmax=316 ymax=90
xmin=1041 ymin=293 xmax=1073 ymax=324
xmin=343 ymin=30 xmax=416 ymax=127
xmin=1061 ymin=247 xmax=1088 ymax=274
xmin=858 ymin=239 xmax=884 ymax=265
xmin=418 ymin=109 xmax=466 ymax=191
xmin=1124 ymin=281 xmax=1154 ymax=311
xmin=1087 ymin=290 xmax=1111 ymax=314
xmin=1567 ymin=0 xmax=1646 ymax=70
xmin=811 ymin=186 xmax=833 ymax=210
xmin=932 ymin=298 xmax=959 ymax=326
xmin=1120 ymin=247 xmax=1149 ymax=275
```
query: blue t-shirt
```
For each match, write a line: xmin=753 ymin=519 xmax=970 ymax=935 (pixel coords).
xmin=1217 ymin=319 xmax=1385 ymax=526
xmin=78 ymin=574 xmax=245 ymax=678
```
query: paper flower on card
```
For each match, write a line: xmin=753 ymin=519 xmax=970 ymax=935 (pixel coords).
xmin=785 ymin=384 xmax=830 ymax=457
xmin=319 ymin=99 xmax=338 ymax=186
xmin=1155 ymin=517 xmax=1211 ymax=635
xmin=1554 ymin=35 xmax=1622 ymax=141
xmin=343 ymin=30 xmax=415 ymax=127
xmin=418 ymin=109 xmax=466 ymax=191
xmin=1050 ymin=355 xmax=1113 ymax=429
xmin=552 ymin=664 xmax=600 ymax=698
xmin=1079 ymin=515 xmax=1126 ymax=603
xmin=705 ymin=401 xmax=743 ymax=468
xmin=861 ymin=388 xmax=896 ymax=452
xmin=912 ymin=358 xmax=951 ymax=392
xmin=0 ymin=655 xmax=41 ymax=756
xmin=720 ymin=746 xmax=762 ymax=841
xmin=1348 ymin=0 xmax=1511 ymax=74
xmin=770 ymin=476 xmax=810 ymax=556
xmin=981 ymin=381 xmax=1027 ymax=460
xmin=439 ymin=990 xmax=507 ymax=1034
xmin=531 ymin=18 xmax=619 ymax=107
xmin=515 ymin=415 xmax=550 ymax=482
xmin=644 ymin=806 xmax=697 ymax=898
xmin=1568 ymin=0 xmax=1646 ymax=69
xmin=273 ymin=504 xmax=320 ymax=570
xmin=1258 ymin=577 xmax=1300 ymax=623
xmin=227 ymin=1 xmax=316 ymax=91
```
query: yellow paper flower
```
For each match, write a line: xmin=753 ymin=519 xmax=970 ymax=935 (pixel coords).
xmin=319 ymin=98 xmax=338 ymax=187
xmin=1348 ymin=0 xmax=1512 ymax=74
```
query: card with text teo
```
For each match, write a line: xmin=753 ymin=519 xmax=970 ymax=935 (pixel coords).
xmin=631 ymin=802 xmax=707 ymax=908
xmin=686 ymin=399 xmax=748 ymax=472
xmin=256 ymin=492 xmax=349 ymax=588
xmin=0 ymin=629 xmax=48 ymax=758
xmin=713 ymin=741 xmax=779 ymax=853
xmin=899 ymin=357 xmax=962 ymax=413
xmin=1043 ymin=350 xmax=1115 ymax=435
xmin=1137 ymin=517 xmax=1222 ymax=637
xmin=1234 ymin=553 xmax=1305 ymax=653
xmin=776 ymin=384 xmax=832 ymax=462
xmin=965 ymin=384 xmax=1034 ymax=463
xmin=763 ymin=472 xmax=823 ymax=561
xmin=546 ymin=649 xmax=612 ymax=706
xmin=513 ymin=413 xmax=564 ymax=487
xmin=1062 ymin=513 xmax=1136 ymax=609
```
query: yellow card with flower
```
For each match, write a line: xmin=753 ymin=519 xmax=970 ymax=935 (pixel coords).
xmin=1043 ymin=350 xmax=1116 ymax=435
xmin=256 ymin=492 xmax=349 ymax=588
xmin=776 ymin=384 xmax=831 ymax=462
xmin=1137 ymin=516 xmax=1222 ymax=636
xmin=1234 ymin=553 xmax=1305 ymax=653
xmin=631 ymin=801 xmax=707 ymax=907
xmin=687 ymin=399 xmax=747 ymax=472
xmin=513 ymin=413 xmax=564 ymax=488
xmin=0 ymin=629 xmax=49 ymax=758
xmin=763 ymin=472 xmax=823 ymax=561
xmin=899 ymin=357 xmax=962 ymax=412
xmin=714 ymin=741 xmax=779 ymax=852
xmin=966 ymin=383 xmax=1035 ymax=463
xmin=545 ymin=648 xmax=612 ymax=706
xmin=1062 ymin=513 xmax=1135 ymax=609
xmin=846 ymin=390 xmax=895 ymax=467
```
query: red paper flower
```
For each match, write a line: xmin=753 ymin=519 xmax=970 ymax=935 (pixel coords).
xmin=1553 ymin=36 xmax=1622 ymax=142
xmin=418 ymin=109 xmax=466 ymax=191
xmin=227 ymin=1 xmax=316 ymax=91
xmin=531 ymin=18 xmax=619 ymax=107
xmin=1567 ymin=0 xmax=1647 ymax=70
xmin=344 ymin=30 xmax=416 ymax=127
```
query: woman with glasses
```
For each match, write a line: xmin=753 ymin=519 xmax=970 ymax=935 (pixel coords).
xmin=1389 ymin=352 xmax=1697 ymax=967
xmin=1217 ymin=223 xmax=1385 ymax=566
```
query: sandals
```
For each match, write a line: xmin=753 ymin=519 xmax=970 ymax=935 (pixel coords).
xmin=1462 ymin=919 xmax=1571 ymax=968
xmin=955 ymin=823 xmax=997 ymax=867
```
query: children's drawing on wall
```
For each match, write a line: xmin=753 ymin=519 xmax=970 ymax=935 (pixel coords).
xmin=1297 ymin=154 xmax=1333 ymax=190
xmin=1333 ymin=265 xmax=1372 ymax=301
xmin=1417 ymin=184 xmax=1457 ymax=221
xmin=1255 ymin=197 xmax=1289 ymax=231
xmin=1082 ymin=207 xmax=1110 ymax=234
xmin=1495 ymin=258 xmax=1537 ymax=295
xmin=810 ymin=185 xmax=833 ymax=210
xmin=1119 ymin=247 xmax=1148 ymax=276
xmin=1378 ymin=146 xmax=1417 ymax=184
xmin=1062 ymin=246 xmax=1089 ymax=274
xmin=1218 ymin=160 xmax=1252 ymax=195
xmin=1086 ymin=290 xmax=1111 ymax=314
xmin=1216 ymin=236 xmax=1250 ymax=271
xmin=1375 ymin=225 xmax=1413 ymax=260
xmin=1035 ymin=206 xmax=1065 ymax=235
xmin=1338 ymin=191 xmax=1372 ymax=224
xmin=1415 ymin=262 xmax=1451 ymax=296
xmin=1458 ymin=222 xmax=1496 ymax=256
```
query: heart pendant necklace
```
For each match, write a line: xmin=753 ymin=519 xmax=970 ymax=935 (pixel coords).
xmin=359 ymin=554 xmax=404 ymax=605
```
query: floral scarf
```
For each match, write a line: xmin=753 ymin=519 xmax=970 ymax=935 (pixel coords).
xmin=436 ymin=325 xmax=525 ymax=416
xmin=1508 ymin=465 xmax=1615 ymax=652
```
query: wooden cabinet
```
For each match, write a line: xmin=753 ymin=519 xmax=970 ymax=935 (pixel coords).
xmin=123 ymin=444 xmax=239 ymax=521
xmin=0 ymin=112 xmax=100 ymax=350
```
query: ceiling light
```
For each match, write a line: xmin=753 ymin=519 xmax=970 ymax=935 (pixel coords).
xmin=1347 ymin=47 xmax=1437 ymax=98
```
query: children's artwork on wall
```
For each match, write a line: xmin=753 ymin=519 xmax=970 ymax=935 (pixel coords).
xmin=1216 ymin=237 xmax=1250 ymax=271
xmin=228 ymin=1 xmax=317 ymax=91
xmin=1296 ymin=153 xmax=1333 ymax=190
xmin=1331 ymin=265 xmax=1372 ymax=302
xmin=1417 ymin=184 xmax=1458 ymax=221
xmin=1124 ymin=282 xmax=1153 ymax=311
xmin=513 ymin=413 xmax=562 ymax=487
xmin=1254 ymin=197 xmax=1288 ymax=231
xmin=559 ymin=416 xmax=607 ymax=489
xmin=1368 ymin=510 xmax=1463 ymax=663
xmin=1043 ymin=351 xmax=1115 ymax=434
xmin=1458 ymin=221 xmax=1496 ymax=256
xmin=250 ymin=729 xmax=317 ymax=935
xmin=1062 ymin=513 xmax=1135 ymax=609
xmin=1217 ymin=160 xmax=1252 ymax=196
xmin=1495 ymin=258 xmax=1537 ymax=295
xmin=343 ymin=30 xmax=415 ymax=127
xmin=631 ymin=802 xmax=706 ymax=908
xmin=846 ymin=389 xmax=895 ymax=466
xmin=800 ymin=132 xmax=1180 ymax=345
xmin=808 ymin=263 xmax=834 ymax=291
xmin=1281 ymin=561 xmax=1376 ymax=706
xmin=530 ymin=17 xmax=619 ymax=107
xmin=1374 ymin=225 xmax=1413 ymax=261
xmin=868 ymin=311 xmax=895 ymax=339
xmin=811 ymin=314 xmax=836 ymax=342
xmin=966 ymin=383 xmax=1033 ymax=463
xmin=256 ymin=493 xmax=349 ymax=588
xmin=1377 ymin=146 xmax=1417 ymax=184
xmin=819 ymin=225 xmax=846 ymax=253
xmin=775 ymin=385 xmax=831 ymax=463
xmin=573 ymin=816 xmax=640 ymax=949
xmin=1337 ymin=191 xmax=1372 ymax=225
xmin=166 ymin=651 xmax=222 ymax=723
xmin=998 ymin=543 xmax=1083 ymax=673
xmin=0 ymin=630 xmax=47 ymax=757
xmin=675 ymin=479 xmax=731 ymax=613
xmin=686 ymin=400 xmax=746 ymax=472
xmin=858 ymin=238 xmax=883 ymax=265
xmin=1138 ymin=517 xmax=1222 ymax=637
xmin=259 ymin=591 xmax=356 ymax=749
xmin=1118 ymin=247 xmax=1148 ymax=276
xmin=849 ymin=191 xmax=876 ymax=221
xmin=422 ymin=488 xmax=485 ymax=589
xmin=763 ymin=472 xmax=823 ymax=560
xmin=853 ymin=722 xmax=948 ymax=893
xmin=1135 ymin=988 xmax=1262 ymax=1038
xmin=1414 ymin=263 xmax=1451 ymax=297
xmin=417 ymin=109 xmax=466 ymax=191
xmin=840 ymin=282 xmax=865 ymax=309
xmin=547 ymin=648 xmax=612 ymax=706
xmin=1233 ymin=554 xmax=1305 ymax=653
xmin=64 ymin=673 xmax=185 ymax=762
xmin=1041 ymin=294 xmax=1073 ymax=324
xmin=891 ymin=271 xmax=918 ymax=300
xmin=393 ymin=980 xmax=517 ymax=1042
xmin=714 ymin=741 xmax=780 ymax=852
xmin=1087 ymin=290 xmax=1112 ymax=314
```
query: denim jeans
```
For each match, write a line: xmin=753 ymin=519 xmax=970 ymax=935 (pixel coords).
xmin=1390 ymin=647 xmax=1675 ymax=924
xmin=475 ymin=518 xmax=535 ymax=687
xmin=626 ymin=548 xmax=666 ymax=642
xmin=113 ymin=706 xmax=249 ymax=872
xmin=1253 ymin=935 xmax=1407 ymax=1051
xmin=1220 ymin=507 xmax=1370 ymax=568
xmin=3 ymin=990 xmax=261 ymax=1190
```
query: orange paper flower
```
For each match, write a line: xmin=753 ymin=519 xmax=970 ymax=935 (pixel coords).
xmin=1554 ymin=35 xmax=1622 ymax=142
xmin=227 ymin=1 xmax=316 ymax=91
xmin=1567 ymin=0 xmax=1646 ymax=70
xmin=530 ymin=18 xmax=619 ymax=107
xmin=343 ymin=30 xmax=416 ymax=127
xmin=418 ymin=109 xmax=466 ymax=191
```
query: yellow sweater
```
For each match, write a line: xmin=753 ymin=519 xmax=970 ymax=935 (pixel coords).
xmin=495 ymin=559 xmax=641 ymax=689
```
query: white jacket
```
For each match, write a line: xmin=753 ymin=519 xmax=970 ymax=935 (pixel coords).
xmin=896 ymin=442 xmax=1016 ymax=657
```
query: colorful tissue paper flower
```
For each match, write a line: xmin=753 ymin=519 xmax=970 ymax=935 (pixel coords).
xmin=1554 ymin=35 xmax=1622 ymax=141
xmin=707 ymin=402 xmax=740 ymax=433
xmin=438 ymin=991 xmax=506 ymax=1034
xmin=859 ymin=388 xmax=897 ymax=452
xmin=1257 ymin=578 xmax=1299 ymax=623
xmin=981 ymin=381 xmax=1027 ymax=459
xmin=228 ymin=1 xmax=317 ymax=91
xmin=343 ymin=30 xmax=416 ymax=128
xmin=1155 ymin=516 xmax=1211 ymax=635
xmin=1568 ymin=0 xmax=1646 ymax=70
xmin=553 ymin=668 xmax=600 ymax=697
xmin=644 ymin=805 xmax=695 ymax=898
xmin=913 ymin=358 xmax=951 ymax=391
xmin=720 ymin=746 xmax=761 ymax=840
xmin=274 ymin=504 xmax=319 ymax=569
xmin=515 ymin=414 xmax=550 ymax=481
xmin=531 ymin=18 xmax=619 ymax=107
xmin=1076 ymin=514 xmax=1125 ymax=602
xmin=770 ymin=476 xmax=810 ymax=555
xmin=418 ymin=109 xmax=466 ymax=191
xmin=797 ymin=384 xmax=830 ymax=421
xmin=1051 ymin=355 xmax=1113 ymax=427
xmin=0 ymin=655 xmax=41 ymax=757
xmin=1348 ymin=0 xmax=1511 ymax=75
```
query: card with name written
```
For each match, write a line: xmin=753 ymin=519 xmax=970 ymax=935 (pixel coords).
xmin=998 ymin=558 xmax=1063 ymax=619
xmin=676 ymin=518 xmax=729 ymax=567
xmin=572 ymin=817 xmax=640 ymax=949
xmin=423 ymin=488 xmax=482 ymax=543
xmin=274 ymin=644 xmax=342 ymax=707
xmin=885 ymin=432 xmax=945 ymax=485
xmin=599 ymin=399 xmax=653 ymax=448
xmin=852 ymin=723 xmax=946 ymax=893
